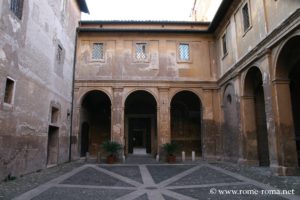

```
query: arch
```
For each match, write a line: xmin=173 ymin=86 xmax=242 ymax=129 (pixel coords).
xmin=169 ymin=89 xmax=203 ymax=108
xmin=123 ymin=88 xmax=158 ymax=108
xmin=78 ymin=89 xmax=112 ymax=108
xmin=274 ymin=31 xmax=300 ymax=79
xmin=243 ymin=67 xmax=270 ymax=166
xmin=170 ymin=90 xmax=202 ymax=156
xmin=274 ymin=35 xmax=300 ymax=167
xmin=79 ymin=90 xmax=112 ymax=156
xmin=124 ymin=90 xmax=157 ymax=155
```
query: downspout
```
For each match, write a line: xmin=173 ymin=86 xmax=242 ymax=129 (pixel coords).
xmin=69 ymin=24 xmax=80 ymax=161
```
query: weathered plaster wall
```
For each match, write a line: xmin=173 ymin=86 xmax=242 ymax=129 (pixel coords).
xmin=76 ymin=33 xmax=216 ymax=82
xmin=0 ymin=0 xmax=81 ymax=180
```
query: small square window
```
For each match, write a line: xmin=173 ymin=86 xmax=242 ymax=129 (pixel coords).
xmin=4 ymin=78 xmax=15 ymax=104
xmin=135 ymin=43 xmax=147 ymax=61
xmin=10 ymin=0 xmax=24 ymax=20
xmin=242 ymin=3 xmax=250 ymax=32
xmin=92 ymin=43 xmax=104 ymax=60
xmin=179 ymin=43 xmax=190 ymax=61
xmin=222 ymin=33 xmax=228 ymax=56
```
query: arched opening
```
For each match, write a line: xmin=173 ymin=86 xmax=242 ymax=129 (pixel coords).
xmin=276 ymin=36 xmax=300 ymax=166
xmin=125 ymin=91 xmax=157 ymax=155
xmin=170 ymin=91 xmax=202 ymax=156
xmin=223 ymin=84 xmax=239 ymax=161
xmin=80 ymin=90 xmax=111 ymax=157
xmin=244 ymin=67 xmax=269 ymax=166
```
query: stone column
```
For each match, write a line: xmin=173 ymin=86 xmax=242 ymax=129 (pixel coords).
xmin=111 ymin=87 xmax=124 ymax=146
xmin=202 ymin=89 xmax=216 ymax=160
xmin=240 ymin=95 xmax=259 ymax=165
xmin=157 ymin=87 xmax=170 ymax=154
xmin=272 ymin=80 xmax=298 ymax=174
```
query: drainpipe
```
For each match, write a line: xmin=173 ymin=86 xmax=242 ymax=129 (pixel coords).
xmin=69 ymin=24 xmax=80 ymax=162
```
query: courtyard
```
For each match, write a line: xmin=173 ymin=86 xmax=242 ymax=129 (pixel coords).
xmin=1 ymin=158 xmax=300 ymax=200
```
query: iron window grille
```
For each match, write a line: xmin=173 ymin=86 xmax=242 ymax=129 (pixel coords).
xmin=92 ymin=43 xmax=104 ymax=60
xmin=135 ymin=43 xmax=147 ymax=61
xmin=179 ymin=43 xmax=190 ymax=61
xmin=10 ymin=0 xmax=24 ymax=20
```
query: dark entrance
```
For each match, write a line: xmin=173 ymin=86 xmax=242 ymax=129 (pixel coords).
xmin=80 ymin=90 xmax=111 ymax=156
xmin=125 ymin=91 xmax=157 ymax=155
xmin=80 ymin=122 xmax=89 ymax=157
xmin=171 ymin=91 xmax=202 ymax=155
xmin=244 ymin=67 xmax=270 ymax=166
xmin=128 ymin=118 xmax=151 ymax=153
xmin=290 ymin=63 xmax=300 ymax=165
xmin=47 ymin=126 xmax=59 ymax=166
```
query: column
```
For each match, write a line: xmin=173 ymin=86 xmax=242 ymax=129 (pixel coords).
xmin=157 ymin=87 xmax=170 ymax=154
xmin=111 ymin=87 xmax=124 ymax=145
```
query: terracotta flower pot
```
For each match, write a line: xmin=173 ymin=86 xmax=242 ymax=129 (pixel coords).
xmin=167 ymin=155 xmax=176 ymax=163
xmin=106 ymin=155 xmax=116 ymax=164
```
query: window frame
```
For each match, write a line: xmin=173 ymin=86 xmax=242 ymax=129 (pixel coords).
xmin=10 ymin=0 xmax=24 ymax=20
xmin=222 ymin=32 xmax=228 ymax=58
xmin=133 ymin=41 xmax=149 ymax=63
xmin=177 ymin=42 xmax=191 ymax=63
xmin=3 ymin=77 xmax=16 ymax=106
xmin=241 ymin=1 xmax=252 ymax=35
xmin=91 ymin=42 xmax=105 ymax=62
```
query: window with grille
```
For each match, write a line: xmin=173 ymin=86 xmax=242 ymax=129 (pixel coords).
xmin=242 ymin=3 xmax=250 ymax=32
xmin=222 ymin=33 xmax=228 ymax=56
xmin=10 ymin=0 xmax=24 ymax=20
xmin=4 ymin=78 xmax=15 ymax=104
xmin=179 ymin=43 xmax=190 ymax=61
xmin=135 ymin=43 xmax=147 ymax=61
xmin=92 ymin=43 xmax=104 ymax=60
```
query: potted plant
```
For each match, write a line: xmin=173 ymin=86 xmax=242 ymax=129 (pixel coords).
xmin=101 ymin=140 xmax=122 ymax=164
xmin=162 ymin=142 xmax=179 ymax=163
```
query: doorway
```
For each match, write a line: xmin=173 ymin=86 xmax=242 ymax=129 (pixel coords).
xmin=128 ymin=118 xmax=151 ymax=154
xmin=47 ymin=126 xmax=59 ymax=166
xmin=124 ymin=90 xmax=157 ymax=155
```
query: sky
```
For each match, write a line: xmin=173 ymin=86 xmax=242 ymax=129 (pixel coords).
xmin=81 ymin=0 xmax=197 ymax=21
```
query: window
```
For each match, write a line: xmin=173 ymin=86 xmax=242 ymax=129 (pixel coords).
xmin=51 ymin=107 xmax=59 ymax=124
xmin=4 ymin=78 xmax=15 ymax=104
xmin=56 ymin=45 xmax=63 ymax=64
xmin=179 ymin=43 xmax=190 ymax=61
xmin=92 ymin=43 xmax=104 ymax=60
xmin=135 ymin=43 xmax=147 ymax=61
xmin=222 ymin=33 xmax=228 ymax=56
xmin=242 ymin=3 xmax=250 ymax=32
xmin=10 ymin=0 xmax=24 ymax=20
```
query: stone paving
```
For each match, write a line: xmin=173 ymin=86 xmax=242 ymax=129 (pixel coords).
xmin=2 ymin=159 xmax=299 ymax=200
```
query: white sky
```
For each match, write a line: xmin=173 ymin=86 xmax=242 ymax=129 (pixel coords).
xmin=81 ymin=0 xmax=197 ymax=21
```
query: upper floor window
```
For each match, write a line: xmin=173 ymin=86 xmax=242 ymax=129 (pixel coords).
xmin=4 ymin=77 xmax=15 ymax=105
xmin=178 ymin=43 xmax=190 ymax=61
xmin=135 ymin=43 xmax=147 ymax=61
xmin=92 ymin=43 xmax=104 ymax=60
xmin=222 ymin=33 xmax=228 ymax=56
xmin=242 ymin=3 xmax=251 ymax=32
xmin=10 ymin=0 xmax=24 ymax=20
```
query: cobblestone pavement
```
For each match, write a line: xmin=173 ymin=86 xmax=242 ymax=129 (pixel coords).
xmin=1 ymin=159 xmax=299 ymax=200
